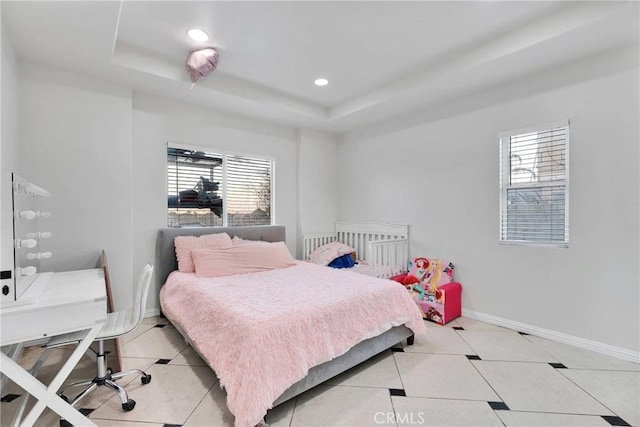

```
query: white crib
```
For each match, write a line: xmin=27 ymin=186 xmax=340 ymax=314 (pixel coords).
xmin=302 ymin=219 xmax=409 ymax=278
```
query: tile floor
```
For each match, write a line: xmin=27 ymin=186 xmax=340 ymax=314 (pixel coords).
xmin=2 ymin=316 xmax=638 ymax=427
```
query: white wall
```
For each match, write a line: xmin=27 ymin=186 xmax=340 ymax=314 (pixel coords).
xmin=339 ymin=68 xmax=640 ymax=354
xmin=296 ymin=129 xmax=339 ymax=254
xmin=18 ymin=64 xmax=134 ymax=309
xmin=9 ymin=61 xmax=309 ymax=315
xmin=132 ymin=93 xmax=299 ymax=311
xmin=0 ymin=19 xmax=20 ymax=294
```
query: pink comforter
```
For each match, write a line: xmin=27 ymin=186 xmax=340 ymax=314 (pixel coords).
xmin=159 ymin=261 xmax=426 ymax=427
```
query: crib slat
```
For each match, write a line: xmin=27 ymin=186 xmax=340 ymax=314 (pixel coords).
xmin=304 ymin=221 xmax=409 ymax=278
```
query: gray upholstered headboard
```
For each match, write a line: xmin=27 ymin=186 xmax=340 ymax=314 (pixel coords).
xmin=156 ymin=225 xmax=286 ymax=285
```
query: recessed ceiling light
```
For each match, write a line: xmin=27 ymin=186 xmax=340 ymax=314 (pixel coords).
xmin=187 ymin=29 xmax=209 ymax=42
xmin=314 ymin=78 xmax=329 ymax=87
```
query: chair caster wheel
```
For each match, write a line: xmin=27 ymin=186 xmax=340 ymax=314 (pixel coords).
xmin=141 ymin=374 xmax=151 ymax=385
xmin=122 ymin=399 xmax=136 ymax=411
xmin=60 ymin=419 xmax=72 ymax=427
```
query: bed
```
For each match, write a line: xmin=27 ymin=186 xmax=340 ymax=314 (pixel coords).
xmin=156 ymin=225 xmax=425 ymax=427
xmin=303 ymin=219 xmax=410 ymax=278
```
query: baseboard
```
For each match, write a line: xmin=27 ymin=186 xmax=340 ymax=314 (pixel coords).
xmin=462 ymin=309 xmax=640 ymax=364
xmin=145 ymin=307 xmax=161 ymax=318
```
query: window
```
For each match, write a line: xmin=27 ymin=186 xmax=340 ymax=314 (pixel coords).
xmin=499 ymin=120 xmax=569 ymax=247
xmin=167 ymin=145 xmax=273 ymax=227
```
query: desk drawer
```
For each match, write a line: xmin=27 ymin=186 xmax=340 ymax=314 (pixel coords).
xmin=1 ymin=297 xmax=106 ymax=346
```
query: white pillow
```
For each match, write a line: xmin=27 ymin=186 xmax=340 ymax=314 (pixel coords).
xmin=308 ymin=241 xmax=355 ymax=266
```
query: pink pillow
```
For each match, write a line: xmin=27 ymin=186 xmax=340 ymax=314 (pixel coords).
xmin=231 ymin=236 xmax=270 ymax=246
xmin=232 ymin=236 xmax=249 ymax=245
xmin=174 ymin=233 xmax=233 ymax=272
xmin=192 ymin=241 xmax=296 ymax=277
xmin=308 ymin=241 xmax=355 ymax=266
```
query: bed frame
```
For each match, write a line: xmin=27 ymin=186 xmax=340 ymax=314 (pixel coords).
xmin=156 ymin=225 xmax=414 ymax=409
xmin=303 ymin=219 xmax=410 ymax=278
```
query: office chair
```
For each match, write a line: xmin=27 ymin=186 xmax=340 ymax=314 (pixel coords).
xmin=46 ymin=264 xmax=154 ymax=422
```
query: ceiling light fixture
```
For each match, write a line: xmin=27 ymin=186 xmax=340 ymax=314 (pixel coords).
xmin=314 ymin=78 xmax=329 ymax=87
xmin=187 ymin=28 xmax=209 ymax=42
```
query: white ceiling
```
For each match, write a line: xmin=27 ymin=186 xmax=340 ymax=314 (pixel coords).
xmin=2 ymin=1 xmax=639 ymax=134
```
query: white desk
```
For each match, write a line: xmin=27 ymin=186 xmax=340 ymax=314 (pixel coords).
xmin=0 ymin=269 xmax=107 ymax=426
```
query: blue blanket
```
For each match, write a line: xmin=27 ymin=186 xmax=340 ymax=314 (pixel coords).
xmin=328 ymin=254 xmax=355 ymax=269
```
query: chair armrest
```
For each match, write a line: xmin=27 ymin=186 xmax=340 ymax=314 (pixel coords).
xmin=438 ymin=281 xmax=462 ymax=295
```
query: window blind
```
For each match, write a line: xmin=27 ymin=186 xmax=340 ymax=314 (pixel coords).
xmin=499 ymin=121 xmax=569 ymax=246
xmin=226 ymin=155 xmax=272 ymax=226
xmin=167 ymin=146 xmax=273 ymax=227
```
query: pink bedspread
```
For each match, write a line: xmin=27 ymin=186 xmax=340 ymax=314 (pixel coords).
xmin=159 ymin=261 xmax=426 ymax=427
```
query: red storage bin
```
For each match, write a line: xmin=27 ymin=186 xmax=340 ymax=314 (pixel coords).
xmin=391 ymin=274 xmax=462 ymax=325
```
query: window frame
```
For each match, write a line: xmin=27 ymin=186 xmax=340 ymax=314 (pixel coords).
xmin=167 ymin=142 xmax=275 ymax=227
xmin=499 ymin=120 xmax=570 ymax=248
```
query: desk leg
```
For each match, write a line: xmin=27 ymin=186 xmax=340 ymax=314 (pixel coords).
xmin=0 ymin=343 xmax=24 ymax=392
xmin=11 ymin=347 xmax=53 ymax=427
xmin=0 ymin=323 xmax=102 ymax=427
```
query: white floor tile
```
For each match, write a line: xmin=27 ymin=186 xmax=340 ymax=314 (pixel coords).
xmin=170 ymin=344 xmax=208 ymax=367
xmin=496 ymin=410 xmax=612 ymax=426
xmin=561 ymin=369 xmax=640 ymax=427
xmin=94 ymin=419 xmax=165 ymax=427
xmin=8 ymin=314 xmax=637 ymax=427
xmin=403 ymin=327 xmax=476 ymax=355
xmin=447 ymin=317 xmax=511 ymax=332
xmin=59 ymin=356 xmax=158 ymax=410
xmin=291 ymin=385 xmax=396 ymax=427
xmin=183 ymin=381 xmax=296 ymax=427
xmin=0 ymin=396 xmax=59 ymax=427
xmin=119 ymin=326 xmax=187 ymax=360
xmin=472 ymin=361 xmax=613 ymax=416
xmin=118 ymin=322 xmax=156 ymax=346
xmin=119 ymin=356 xmax=158 ymax=376
xmin=394 ymin=353 xmax=499 ymax=401
xmin=183 ymin=382 xmax=235 ymax=427
xmin=10 ymin=347 xmax=76 ymax=394
xmin=525 ymin=335 xmax=640 ymax=371
xmin=17 ymin=344 xmax=68 ymax=369
xmin=391 ymin=396 xmax=503 ymax=426
xmin=325 ymin=350 xmax=403 ymax=389
xmin=422 ymin=319 xmax=446 ymax=330
xmin=0 ymin=350 xmax=158 ymax=426
xmin=457 ymin=330 xmax=557 ymax=362
xmin=89 ymin=364 xmax=216 ymax=425
xmin=266 ymin=397 xmax=296 ymax=427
